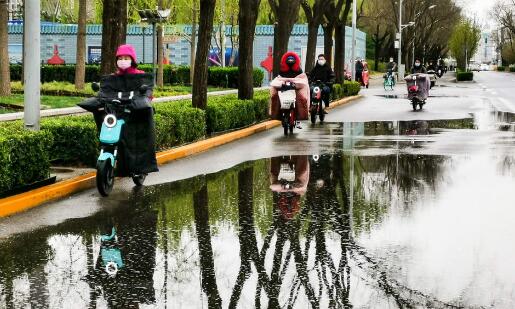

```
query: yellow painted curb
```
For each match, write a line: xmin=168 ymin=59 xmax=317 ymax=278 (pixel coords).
xmin=327 ymin=95 xmax=363 ymax=110
xmin=0 ymin=94 xmax=362 ymax=218
xmin=0 ymin=173 xmax=96 ymax=218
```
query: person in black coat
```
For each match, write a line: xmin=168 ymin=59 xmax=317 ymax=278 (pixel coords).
xmin=308 ymin=54 xmax=336 ymax=108
xmin=411 ymin=58 xmax=427 ymax=74
xmin=355 ymin=59 xmax=364 ymax=83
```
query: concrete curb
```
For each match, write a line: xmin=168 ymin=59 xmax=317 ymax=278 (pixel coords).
xmin=0 ymin=95 xmax=361 ymax=218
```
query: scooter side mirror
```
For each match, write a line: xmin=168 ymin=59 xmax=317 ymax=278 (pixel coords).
xmin=91 ymin=82 xmax=100 ymax=92
xmin=139 ymin=84 xmax=149 ymax=95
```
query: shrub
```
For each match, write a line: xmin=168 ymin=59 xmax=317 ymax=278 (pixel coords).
xmin=40 ymin=115 xmax=98 ymax=166
xmin=497 ymin=66 xmax=506 ymax=72
xmin=456 ymin=71 xmax=474 ymax=81
xmin=332 ymin=84 xmax=343 ymax=100
xmin=343 ymin=81 xmax=361 ymax=96
xmin=154 ymin=101 xmax=206 ymax=149
xmin=253 ymin=90 xmax=271 ymax=121
xmin=0 ymin=125 xmax=53 ymax=194
xmin=10 ymin=64 xmax=265 ymax=88
xmin=206 ymin=97 xmax=256 ymax=133
xmin=510 ymin=66 xmax=515 ymax=72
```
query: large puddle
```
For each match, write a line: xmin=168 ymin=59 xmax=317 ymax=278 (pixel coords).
xmin=1 ymin=146 xmax=514 ymax=307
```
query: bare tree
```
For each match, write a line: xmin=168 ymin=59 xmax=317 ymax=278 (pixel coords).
xmin=268 ymin=0 xmax=302 ymax=76
xmin=75 ymin=0 xmax=87 ymax=90
xmin=238 ymin=0 xmax=261 ymax=100
xmin=192 ymin=0 xmax=217 ymax=109
xmin=0 ymin=0 xmax=10 ymax=96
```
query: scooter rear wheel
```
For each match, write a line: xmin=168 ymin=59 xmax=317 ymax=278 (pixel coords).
xmin=283 ymin=114 xmax=289 ymax=136
xmin=310 ymin=110 xmax=317 ymax=124
xmin=96 ymin=160 xmax=114 ymax=197
xmin=412 ymin=102 xmax=418 ymax=111
xmin=132 ymin=174 xmax=146 ymax=186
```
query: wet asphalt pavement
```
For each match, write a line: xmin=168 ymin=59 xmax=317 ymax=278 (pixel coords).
xmin=1 ymin=71 xmax=515 ymax=308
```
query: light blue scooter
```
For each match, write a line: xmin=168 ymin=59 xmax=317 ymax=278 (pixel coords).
xmin=91 ymin=83 xmax=148 ymax=196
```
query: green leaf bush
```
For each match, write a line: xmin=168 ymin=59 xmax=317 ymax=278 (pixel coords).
xmin=0 ymin=125 xmax=53 ymax=193
xmin=497 ymin=66 xmax=506 ymax=71
xmin=456 ymin=72 xmax=474 ymax=81
xmin=9 ymin=64 xmax=265 ymax=88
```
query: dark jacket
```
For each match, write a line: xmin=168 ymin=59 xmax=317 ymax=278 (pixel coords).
xmin=308 ymin=63 xmax=335 ymax=85
xmin=387 ymin=61 xmax=397 ymax=71
xmin=279 ymin=51 xmax=303 ymax=78
xmin=411 ymin=65 xmax=427 ymax=74
xmin=355 ymin=61 xmax=364 ymax=72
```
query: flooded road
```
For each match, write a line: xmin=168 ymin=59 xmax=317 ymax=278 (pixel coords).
xmin=1 ymin=109 xmax=515 ymax=308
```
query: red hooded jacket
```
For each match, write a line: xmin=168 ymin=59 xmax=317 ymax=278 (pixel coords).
xmin=115 ymin=44 xmax=145 ymax=75
xmin=279 ymin=51 xmax=303 ymax=78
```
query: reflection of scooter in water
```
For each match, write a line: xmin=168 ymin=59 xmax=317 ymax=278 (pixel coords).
xmin=270 ymin=156 xmax=310 ymax=220
xmin=86 ymin=210 xmax=158 ymax=308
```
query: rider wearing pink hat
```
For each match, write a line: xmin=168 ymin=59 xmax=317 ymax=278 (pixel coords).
xmin=115 ymin=44 xmax=145 ymax=75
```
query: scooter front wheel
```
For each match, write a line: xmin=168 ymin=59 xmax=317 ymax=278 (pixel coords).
xmin=96 ymin=160 xmax=114 ymax=196
xmin=132 ymin=174 xmax=146 ymax=186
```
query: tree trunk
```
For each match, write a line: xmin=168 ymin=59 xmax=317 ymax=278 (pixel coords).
xmin=334 ymin=0 xmax=351 ymax=83
xmin=238 ymin=0 xmax=261 ymax=100
xmin=0 ymin=0 xmax=11 ymax=96
xmin=270 ymin=0 xmax=301 ymax=77
xmin=100 ymin=0 xmax=127 ymax=76
xmin=74 ymin=0 xmax=87 ymax=90
xmin=334 ymin=23 xmax=345 ymax=83
xmin=157 ymin=0 xmax=164 ymax=87
xmin=323 ymin=24 xmax=334 ymax=66
xmin=305 ymin=23 xmax=319 ymax=72
xmin=190 ymin=0 xmax=198 ymax=85
xmin=193 ymin=182 xmax=223 ymax=308
xmin=192 ymin=0 xmax=217 ymax=110
xmin=374 ymin=25 xmax=380 ymax=72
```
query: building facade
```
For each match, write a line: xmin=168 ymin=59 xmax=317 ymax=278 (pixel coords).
xmin=7 ymin=0 xmax=23 ymax=20
xmin=7 ymin=23 xmax=367 ymax=82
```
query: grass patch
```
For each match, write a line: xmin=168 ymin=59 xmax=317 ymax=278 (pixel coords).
xmin=0 ymin=94 xmax=84 ymax=109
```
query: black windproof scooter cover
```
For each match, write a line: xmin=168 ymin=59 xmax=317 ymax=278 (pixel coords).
xmin=78 ymin=73 xmax=159 ymax=177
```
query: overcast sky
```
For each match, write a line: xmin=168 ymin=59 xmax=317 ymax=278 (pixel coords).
xmin=454 ymin=0 xmax=496 ymax=29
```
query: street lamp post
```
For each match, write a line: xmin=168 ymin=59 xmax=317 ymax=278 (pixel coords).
xmin=24 ymin=0 xmax=40 ymax=131
xmin=138 ymin=8 xmax=171 ymax=85
xmin=397 ymin=0 xmax=403 ymax=81
xmin=351 ymin=0 xmax=357 ymax=82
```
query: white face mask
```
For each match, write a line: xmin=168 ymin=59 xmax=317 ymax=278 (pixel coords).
xmin=318 ymin=59 xmax=326 ymax=66
xmin=117 ymin=59 xmax=132 ymax=70
xmin=415 ymin=62 xmax=421 ymax=67
xmin=390 ymin=59 xmax=394 ymax=63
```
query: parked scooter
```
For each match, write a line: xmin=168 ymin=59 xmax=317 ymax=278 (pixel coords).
xmin=309 ymin=80 xmax=326 ymax=124
xmin=405 ymin=73 xmax=430 ymax=111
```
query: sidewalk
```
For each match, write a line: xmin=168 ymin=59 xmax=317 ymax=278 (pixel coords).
xmin=0 ymin=87 xmax=269 ymax=122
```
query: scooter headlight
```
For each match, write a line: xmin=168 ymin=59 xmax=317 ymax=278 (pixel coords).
xmin=104 ymin=114 xmax=117 ymax=128
xmin=412 ymin=75 xmax=417 ymax=80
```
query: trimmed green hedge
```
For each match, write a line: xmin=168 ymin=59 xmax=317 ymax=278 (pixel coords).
xmin=332 ymin=81 xmax=361 ymax=100
xmin=154 ymin=102 xmax=206 ymax=149
xmin=9 ymin=64 xmax=265 ymax=87
xmin=0 ymin=91 xmax=273 ymax=193
xmin=457 ymin=72 xmax=474 ymax=81
xmin=497 ymin=66 xmax=506 ymax=72
xmin=0 ymin=125 xmax=53 ymax=193
xmin=509 ymin=66 xmax=515 ymax=72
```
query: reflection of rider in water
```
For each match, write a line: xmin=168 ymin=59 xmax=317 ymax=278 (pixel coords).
xmin=403 ymin=120 xmax=429 ymax=135
xmin=87 ymin=210 xmax=158 ymax=308
xmin=270 ymin=156 xmax=310 ymax=220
